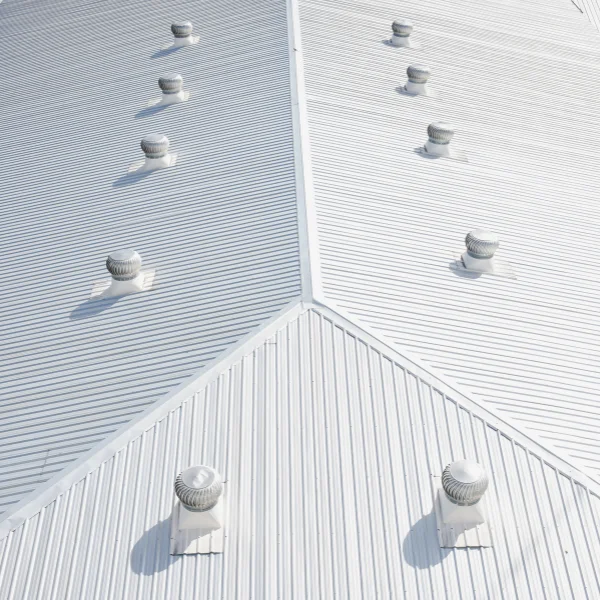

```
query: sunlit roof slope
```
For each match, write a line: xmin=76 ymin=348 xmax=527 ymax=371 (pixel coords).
xmin=1 ymin=306 xmax=600 ymax=599
xmin=0 ymin=0 xmax=301 ymax=515
xmin=574 ymin=0 xmax=600 ymax=31
xmin=300 ymin=0 xmax=600 ymax=477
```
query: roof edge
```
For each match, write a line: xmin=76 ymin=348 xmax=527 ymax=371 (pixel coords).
xmin=287 ymin=0 xmax=323 ymax=303
xmin=313 ymin=297 xmax=600 ymax=493
xmin=0 ymin=297 xmax=306 ymax=539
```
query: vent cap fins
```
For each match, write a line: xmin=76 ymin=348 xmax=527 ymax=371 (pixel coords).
xmin=170 ymin=21 xmax=197 ymax=47
xmin=136 ymin=134 xmax=175 ymax=171
xmin=175 ymin=466 xmax=224 ymax=512
xmin=465 ymin=230 xmax=499 ymax=259
xmin=106 ymin=249 xmax=142 ymax=281
xmin=407 ymin=64 xmax=431 ymax=84
xmin=391 ymin=19 xmax=413 ymax=36
xmin=171 ymin=21 xmax=193 ymax=38
xmin=141 ymin=134 xmax=169 ymax=159
xmin=442 ymin=460 xmax=489 ymax=506
xmin=404 ymin=64 xmax=432 ymax=96
xmin=436 ymin=460 xmax=491 ymax=545
xmin=158 ymin=73 xmax=183 ymax=95
xmin=101 ymin=249 xmax=147 ymax=297
xmin=424 ymin=122 xmax=455 ymax=156
xmin=154 ymin=74 xmax=188 ymax=105
xmin=427 ymin=122 xmax=454 ymax=144
xmin=390 ymin=19 xmax=414 ymax=47
xmin=460 ymin=230 xmax=503 ymax=274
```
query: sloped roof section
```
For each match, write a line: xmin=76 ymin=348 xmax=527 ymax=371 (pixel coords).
xmin=1 ymin=306 xmax=599 ymax=598
xmin=573 ymin=0 xmax=600 ymax=31
xmin=300 ymin=0 xmax=600 ymax=477
xmin=0 ymin=0 xmax=301 ymax=515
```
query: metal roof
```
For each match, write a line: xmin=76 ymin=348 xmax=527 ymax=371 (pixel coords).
xmin=1 ymin=306 xmax=600 ymax=599
xmin=574 ymin=0 xmax=600 ymax=31
xmin=300 ymin=0 xmax=600 ymax=478
xmin=0 ymin=0 xmax=301 ymax=515
xmin=2 ymin=0 xmax=600 ymax=595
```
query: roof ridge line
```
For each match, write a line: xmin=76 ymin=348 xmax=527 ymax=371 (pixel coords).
xmin=312 ymin=297 xmax=600 ymax=494
xmin=287 ymin=0 xmax=323 ymax=303
xmin=0 ymin=297 xmax=308 ymax=540
xmin=4 ymin=294 xmax=598 ymax=540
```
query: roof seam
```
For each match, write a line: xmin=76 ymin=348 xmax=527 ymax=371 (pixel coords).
xmin=3 ymin=295 xmax=599 ymax=541
xmin=0 ymin=296 xmax=306 ymax=539
xmin=287 ymin=0 xmax=323 ymax=303
xmin=311 ymin=297 xmax=600 ymax=493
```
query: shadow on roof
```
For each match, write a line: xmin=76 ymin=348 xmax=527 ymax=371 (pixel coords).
xmin=447 ymin=260 xmax=483 ymax=280
xmin=130 ymin=517 xmax=179 ymax=575
xmin=70 ymin=295 xmax=122 ymax=320
xmin=135 ymin=103 xmax=171 ymax=120
xmin=150 ymin=46 xmax=183 ymax=59
xmin=112 ymin=168 xmax=155 ymax=188
xmin=413 ymin=148 xmax=442 ymax=160
xmin=402 ymin=510 xmax=451 ymax=569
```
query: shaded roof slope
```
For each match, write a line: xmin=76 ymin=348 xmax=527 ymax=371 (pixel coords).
xmin=0 ymin=0 xmax=301 ymax=515
xmin=300 ymin=0 xmax=600 ymax=477
xmin=1 ymin=306 xmax=600 ymax=599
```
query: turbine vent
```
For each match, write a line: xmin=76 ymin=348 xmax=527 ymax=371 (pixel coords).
xmin=435 ymin=458 xmax=492 ymax=547
xmin=407 ymin=64 xmax=431 ymax=84
xmin=169 ymin=21 xmax=198 ymax=47
xmin=442 ymin=460 xmax=489 ymax=506
xmin=175 ymin=466 xmax=224 ymax=512
xmin=172 ymin=465 xmax=226 ymax=553
xmin=158 ymin=73 xmax=183 ymax=95
xmin=390 ymin=18 xmax=414 ymax=47
xmin=391 ymin=18 xmax=413 ymax=37
xmin=141 ymin=134 xmax=169 ymax=159
xmin=427 ymin=122 xmax=454 ymax=145
xmin=95 ymin=249 xmax=149 ymax=298
xmin=465 ymin=230 xmax=500 ymax=259
xmin=460 ymin=229 xmax=500 ymax=273
xmin=129 ymin=134 xmax=176 ymax=172
xmin=404 ymin=64 xmax=432 ymax=95
xmin=150 ymin=74 xmax=189 ymax=106
xmin=106 ymin=249 xmax=142 ymax=281
xmin=424 ymin=122 xmax=455 ymax=157
xmin=171 ymin=21 xmax=193 ymax=38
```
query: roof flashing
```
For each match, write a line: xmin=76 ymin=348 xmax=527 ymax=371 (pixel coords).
xmin=434 ymin=475 xmax=493 ymax=548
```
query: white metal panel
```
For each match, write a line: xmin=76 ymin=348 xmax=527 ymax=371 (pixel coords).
xmin=573 ymin=0 xmax=600 ymax=31
xmin=299 ymin=0 xmax=600 ymax=477
xmin=1 ymin=308 xmax=599 ymax=599
xmin=0 ymin=0 xmax=301 ymax=515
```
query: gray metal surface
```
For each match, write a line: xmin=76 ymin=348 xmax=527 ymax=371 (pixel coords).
xmin=0 ymin=0 xmax=300 ymax=515
xmin=1 ymin=308 xmax=599 ymax=599
xmin=300 ymin=0 xmax=600 ymax=478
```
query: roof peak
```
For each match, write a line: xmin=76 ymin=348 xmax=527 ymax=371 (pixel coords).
xmin=2 ymin=299 xmax=597 ymax=539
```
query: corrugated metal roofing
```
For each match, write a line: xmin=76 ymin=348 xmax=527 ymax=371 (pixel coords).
xmin=573 ymin=0 xmax=600 ymax=31
xmin=300 ymin=0 xmax=600 ymax=478
xmin=0 ymin=0 xmax=301 ymax=515
xmin=3 ymin=0 xmax=600 ymax=595
xmin=1 ymin=307 xmax=600 ymax=599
